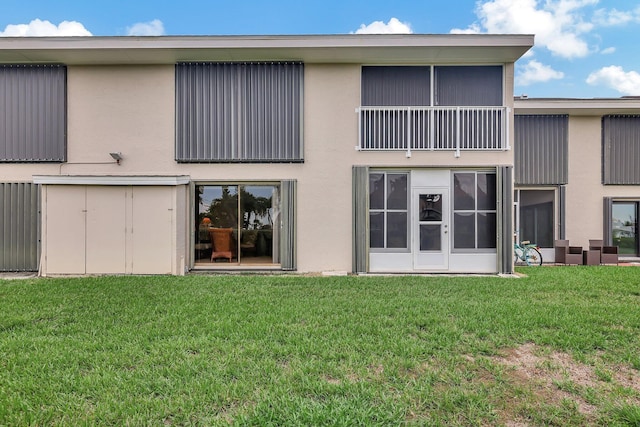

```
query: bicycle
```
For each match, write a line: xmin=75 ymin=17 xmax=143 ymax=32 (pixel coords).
xmin=514 ymin=240 xmax=543 ymax=266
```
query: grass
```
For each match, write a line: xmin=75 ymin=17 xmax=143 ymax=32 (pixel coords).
xmin=1 ymin=267 xmax=639 ymax=425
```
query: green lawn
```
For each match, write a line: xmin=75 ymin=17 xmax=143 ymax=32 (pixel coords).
xmin=1 ymin=267 xmax=639 ymax=426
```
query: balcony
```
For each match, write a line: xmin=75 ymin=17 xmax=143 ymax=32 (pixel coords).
xmin=356 ymin=106 xmax=510 ymax=157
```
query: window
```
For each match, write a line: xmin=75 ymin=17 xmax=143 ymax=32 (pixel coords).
xmin=369 ymin=172 xmax=408 ymax=250
xmin=603 ymin=115 xmax=640 ymax=184
xmin=196 ymin=184 xmax=282 ymax=266
xmin=176 ymin=62 xmax=303 ymax=163
xmin=0 ymin=65 xmax=66 ymax=162
xmin=453 ymin=172 xmax=496 ymax=249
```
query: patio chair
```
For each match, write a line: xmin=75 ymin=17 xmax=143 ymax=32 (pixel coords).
xmin=209 ymin=228 xmax=234 ymax=262
xmin=554 ymin=239 xmax=583 ymax=265
xmin=583 ymin=239 xmax=602 ymax=265
xmin=590 ymin=239 xmax=619 ymax=265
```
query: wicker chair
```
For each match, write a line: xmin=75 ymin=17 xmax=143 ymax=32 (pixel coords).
xmin=554 ymin=239 xmax=583 ymax=265
xmin=589 ymin=239 xmax=619 ymax=265
xmin=209 ymin=228 xmax=234 ymax=262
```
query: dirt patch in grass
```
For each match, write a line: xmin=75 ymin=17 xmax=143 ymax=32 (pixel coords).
xmin=492 ymin=343 xmax=640 ymax=425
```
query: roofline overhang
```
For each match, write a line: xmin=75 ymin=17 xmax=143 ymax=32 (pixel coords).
xmin=514 ymin=97 xmax=640 ymax=115
xmin=0 ymin=34 xmax=534 ymax=65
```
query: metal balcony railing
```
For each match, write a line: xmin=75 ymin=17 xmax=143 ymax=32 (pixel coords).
xmin=356 ymin=106 xmax=510 ymax=157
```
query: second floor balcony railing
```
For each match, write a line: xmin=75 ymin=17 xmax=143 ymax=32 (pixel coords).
xmin=356 ymin=106 xmax=510 ymax=157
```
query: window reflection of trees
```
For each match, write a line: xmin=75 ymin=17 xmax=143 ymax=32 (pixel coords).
xmin=198 ymin=186 xmax=274 ymax=231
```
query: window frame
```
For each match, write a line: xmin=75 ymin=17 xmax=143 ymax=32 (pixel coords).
xmin=368 ymin=171 xmax=410 ymax=253
xmin=514 ymin=188 xmax=557 ymax=249
xmin=192 ymin=179 xmax=297 ymax=271
xmin=451 ymin=170 xmax=497 ymax=252
xmin=609 ymin=199 xmax=640 ymax=256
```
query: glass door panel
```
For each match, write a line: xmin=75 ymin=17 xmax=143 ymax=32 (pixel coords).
xmin=419 ymin=193 xmax=443 ymax=251
xmin=613 ymin=202 xmax=638 ymax=256
xmin=519 ymin=190 xmax=554 ymax=248
xmin=420 ymin=224 xmax=441 ymax=251
xmin=197 ymin=185 xmax=239 ymax=263
xmin=240 ymin=186 xmax=279 ymax=265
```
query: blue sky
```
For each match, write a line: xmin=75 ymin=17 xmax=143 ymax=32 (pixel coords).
xmin=1 ymin=0 xmax=640 ymax=98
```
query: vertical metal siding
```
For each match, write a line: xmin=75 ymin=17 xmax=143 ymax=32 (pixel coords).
xmin=175 ymin=62 xmax=303 ymax=162
xmin=361 ymin=66 xmax=431 ymax=106
xmin=603 ymin=197 xmax=613 ymax=245
xmin=352 ymin=166 xmax=369 ymax=273
xmin=0 ymin=65 xmax=66 ymax=162
xmin=559 ymin=185 xmax=566 ymax=240
xmin=603 ymin=115 xmax=640 ymax=184
xmin=434 ymin=66 xmax=502 ymax=106
xmin=280 ymin=180 xmax=296 ymax=270
xmin=497 ymin=166 xmax=513 ymax=274
xmin=0 ymin=183 xmax=40 ymax=271
xmin=514 ymin=115 xmax=568 ymax=185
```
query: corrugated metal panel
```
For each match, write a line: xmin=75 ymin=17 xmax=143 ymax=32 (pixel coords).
xmin=603 ymin=197 xmax=612 ymax=245
xmin=352 ymin=166 xmax=369 ymax=273
xmin=497 ymin=166 xmax=513 ymax=274
xmin=361 ymin=66 xmax=430 ymax=106
xmin=514 ymin=115 xmax=568 ymax=185
xmin=603 ymin=115 xmax=640 ymax=184
xmin=435 ymin=66 xmax=502 ymax=106
xmin=0 ymin=182 xmax=40 ymax=271
xmin=175 ymin=62 xmax=303 ymax=162
xmin=559 ymin=185 xmax=566 ymax=240
xmin=0 ymin=65 xmax=66 ymax=162
xmin=280 ymin=180 xmax=296 ymax=270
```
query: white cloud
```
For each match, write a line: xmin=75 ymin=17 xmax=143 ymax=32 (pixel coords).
xmin=126 ymin=19 xmax=165 ymax=36
xmin=516 ymin=60 xmax=565 ymax=86
xmin=600 ymin=46 xmax=616 ymax=54
xmin=592 ymin=8 xmax=635 ymax=26
xmin=353 ymin=17 xmax=412 ymax=34
xmin=450 ymin=23 xmax=481 ymax=34
xmin=0 ymin=19 xmax=92 ymax=36
xmin=586 ymin=65 xmax=640 ymax=95
xmin=454 ymin=0 xmax=599 ymax=59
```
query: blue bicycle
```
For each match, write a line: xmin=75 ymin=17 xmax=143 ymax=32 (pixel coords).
xmin=514 ymin=240 xmax=543 ymax=266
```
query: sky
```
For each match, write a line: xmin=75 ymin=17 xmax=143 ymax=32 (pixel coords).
xmin=1 ymin=0 xmax=640 ymax=99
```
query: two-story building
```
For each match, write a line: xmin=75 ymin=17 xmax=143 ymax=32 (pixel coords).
xmin=14 ymin=34 xmax=634 ymax=276
xmin=514 ymin=97 xmax=640 ymax=262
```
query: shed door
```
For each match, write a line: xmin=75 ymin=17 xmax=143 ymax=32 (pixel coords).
xmin=131 ymin=186 xmax=173 ymax=274
xmin=86 ymin=187 xmax=127 ymax=274
xmin=45 ymin=186 xmax=86 ymax=274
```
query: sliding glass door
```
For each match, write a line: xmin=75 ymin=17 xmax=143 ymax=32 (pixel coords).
xmin=195 ymin=184 xmax=280 ymax=266
xmin=612 ymin=202 xmax=639 ymax=256
xmin=516 ymin=189 xmax=555 ymax=248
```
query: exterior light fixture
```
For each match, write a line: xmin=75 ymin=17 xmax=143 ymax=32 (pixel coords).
xmin=109 ymin=152 xmax=123 ymax=165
